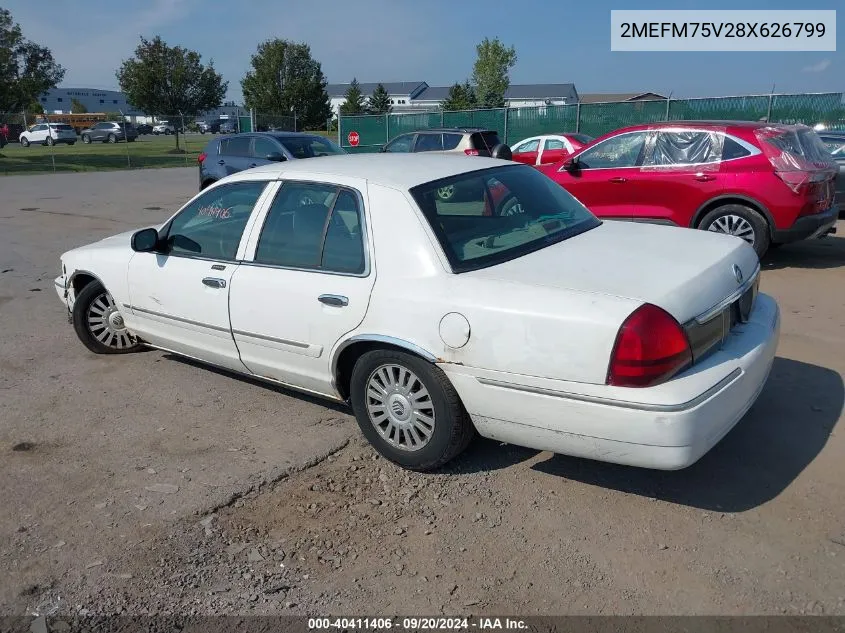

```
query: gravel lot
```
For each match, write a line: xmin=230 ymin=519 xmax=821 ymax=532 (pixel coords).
xmin=1 ymin=169 xmax=844 ymax=619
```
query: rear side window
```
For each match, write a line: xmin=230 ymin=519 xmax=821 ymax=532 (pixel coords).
xmin=221 ymin=136 xmax=250 ymax=157
xmin=722 ymin=137 xmax=752 ymax=161
xmin=443 ymin=133 xmax=463 ymax=150
xmin=415 ymin=133 xmax=443 ymax=152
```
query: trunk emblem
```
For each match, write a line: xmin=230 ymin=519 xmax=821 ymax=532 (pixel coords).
xmin=732 ymin=265 xmax=743 ymax=284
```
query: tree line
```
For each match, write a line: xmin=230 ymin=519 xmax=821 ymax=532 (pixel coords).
xmin=1 ymin=5 xmax=517 ymax=131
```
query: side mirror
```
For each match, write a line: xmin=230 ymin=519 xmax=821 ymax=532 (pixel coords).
xmin=266 ymin=151 xmax=286 ymax=162
xmin=562 ymin=157 xmax=579 ymax=172
xmin=131 ymin=227 xmax=160 ymax=252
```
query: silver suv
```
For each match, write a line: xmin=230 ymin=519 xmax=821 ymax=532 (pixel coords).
xmin=380 ymin=127 xmax=512 ymax=159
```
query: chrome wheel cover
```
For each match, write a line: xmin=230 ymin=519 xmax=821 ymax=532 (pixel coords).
xmin=707 ymin=214 xmax=755 ymax=246
xmin=86 ymin=291 xmax=135 ymax=349
xmin=365 ymin=364 xmax=435 ymax=452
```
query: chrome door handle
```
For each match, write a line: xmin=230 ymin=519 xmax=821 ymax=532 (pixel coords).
xmin=694 ymin=173 xmax=716 ymax=182
xmin=318 ymin=294 xmax=348 ymax=307
xmin=202 ymin=277 xmax=227 ymax=289
xmin=609 ymin=177 xmax=627 ymax=184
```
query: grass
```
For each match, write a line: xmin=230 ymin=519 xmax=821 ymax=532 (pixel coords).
xmin=0 ymin=133 xmax=207 ymax=175
xmin=0 ymin=130 xmax=339 ymax=175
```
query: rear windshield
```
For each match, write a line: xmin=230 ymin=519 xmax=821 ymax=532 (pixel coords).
xmin=409 ymin=165 xmax=600 ymax=273
xmin=470 ymin=132 xmax=502 ymax=153
xmin=762 ymin=128 xmax=835 ymax=167
xmin=279 ymin=136 xmax=345 ymax=159
xmin=52 ymin=124 xmax=73 ymax=131
xmin=570 ymin=133 xmax=594 ymax=144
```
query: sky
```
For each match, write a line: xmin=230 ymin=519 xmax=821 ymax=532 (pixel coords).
xmin=4 ymin=0 xmax=842 ymax=102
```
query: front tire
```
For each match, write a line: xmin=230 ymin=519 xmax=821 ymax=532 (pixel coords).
xmin=82 ymin=134 xmax=91 ymax=144
xmin=20 ymin=137 xmax=29 ymax=147
xmin=699 ymin=204 xmax=770 ymax=258
xmin=72 ymin=282 xmax=141 ymax=355
xmin=349 ymin=349 xmax=475 ymax=471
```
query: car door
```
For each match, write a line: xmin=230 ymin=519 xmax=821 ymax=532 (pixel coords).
xmin=538 ymin=137 xmax=570 ymax=165
xmin=90 ymin=123 xmax=105 ymax=141
xmin=229 ymin=178 xmax=375 ymax=397
xmin=547 ymin=131 xmax=648 ymax=220
xmin=511 ymin=138 xmax=541 ymax=165
xmin=30 ymin=124 xmax=47 ymax=143
xmin=126 ymin=180 xmax=273 ymax=371
xmin=217 ymin=136 xmax=252 ymax=175
xmin=634 ymin=130 xmax=734 ymax=226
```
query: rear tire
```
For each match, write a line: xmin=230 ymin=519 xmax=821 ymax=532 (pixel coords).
xmin=698 ymin=204 xmax=770 ymax=258
xmin=45 ymin=136 xmax=54 ymax=146
xmin=107 ymin=133 xmax=117 ymax=143
xmin=72 ymin=282 xmax=142 ymax=355
xmin=349 ymin=349 xmax=475 ymax=471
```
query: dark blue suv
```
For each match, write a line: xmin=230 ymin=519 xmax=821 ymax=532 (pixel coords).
xmin=198 ymin=132 xmax=346 ymax=190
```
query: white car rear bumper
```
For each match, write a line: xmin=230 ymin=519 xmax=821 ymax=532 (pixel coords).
xmin=441 ymin=293 xmax=780 ymax=470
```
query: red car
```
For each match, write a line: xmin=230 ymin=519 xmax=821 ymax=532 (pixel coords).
xmin=538 ymin=121 xmax=839 ymax=256
xmin=511 ymin=133 xmax=593 ymax=166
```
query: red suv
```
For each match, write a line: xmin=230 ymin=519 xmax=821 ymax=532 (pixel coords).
xmin=538 ymin=121 xmax=839 ymax=256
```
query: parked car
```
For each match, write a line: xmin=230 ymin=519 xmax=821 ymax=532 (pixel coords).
xmin=135 ymin=124 xmax=153 ymax=135
xmin=198 ymin=119 xmax=224 ymax=134
xmin=153 ymin=121 xmax=178 ymax=135
xmin=80 ymin=121 xmax=138 ymax=144
xmin=380 ymin=127 xmax=512 ymax=160
xmin=219 ymin=119 xmax=237 ymax=134
xmin=55 ymin=154 xmax=779 ymax=472
xmin=19 ymin=123 xmax=77 ymax=147
xmin=816 ymin=130 xmax=845 ymax=213
xmin=511 ymin=133 xmax=594 ymax=166
xmin=538 ymin=121 xmax=839 ymax=257
xmin=198 ymin=132 xmax=346 ymax=189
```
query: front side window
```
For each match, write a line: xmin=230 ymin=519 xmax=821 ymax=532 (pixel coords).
xmin=252 ymin=136 xmax=280 ymax=158
xmin=410 ymin=165 xmax=600 ymax=272
xmin=280 ymin=136 xmax=345 ymax=158
xmin=644 ymin=131 xmax=721 ymax=166
xmin=255 ymin=182 xmax=365 ymax=274
xmin=163 ymin=181 xmax=267 ymax=260
xmin=514 ymin=139 xmax=540 ymax=153
xmin=384 ymin=134 xmax=414 ymax=153
xmin=575 ymin=132 xmax=647 ymax=169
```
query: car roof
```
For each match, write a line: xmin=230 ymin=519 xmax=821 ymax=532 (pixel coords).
xmin=235 ymin=153 xmax=517 ymax=189
xmin=402 ymin=127 xmax=495 ymax=134
xmin=614 ymin=120 xmax=810 ymax=133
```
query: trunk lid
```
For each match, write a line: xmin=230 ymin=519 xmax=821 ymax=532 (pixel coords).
xmin=465 ymin=220 xmax=759 ymax=324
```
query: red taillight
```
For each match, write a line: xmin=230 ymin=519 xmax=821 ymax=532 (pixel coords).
xmin=607 ymin=304 xmax=692 ymax=388
xmin=198 ymin=152 xmax=207 ymax=164
xmin=464 ymin=148 xmax=480 ymax=156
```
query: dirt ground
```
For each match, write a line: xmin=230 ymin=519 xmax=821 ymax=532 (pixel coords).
xmin=1 ymin=169 xmax=844 ymax=619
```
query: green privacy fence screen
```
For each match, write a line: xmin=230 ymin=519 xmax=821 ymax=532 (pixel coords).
xmin=338 ymin=92 xmax=845 ymax=151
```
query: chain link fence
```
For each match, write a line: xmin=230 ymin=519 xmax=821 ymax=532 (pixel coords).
xmin=337 ymin=91 xmax=845 ymax=152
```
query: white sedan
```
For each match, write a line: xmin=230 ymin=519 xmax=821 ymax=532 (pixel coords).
xmin=55 ymin=154 xmax=780 ymax=471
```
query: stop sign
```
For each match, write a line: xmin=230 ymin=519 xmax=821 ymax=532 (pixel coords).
xmin=347 ymin=131 xmax=360 ymax=147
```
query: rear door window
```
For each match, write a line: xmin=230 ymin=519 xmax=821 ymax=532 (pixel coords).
xmin=544 ymin=139 xmax=566 ymax=151
xmin=414 ymin=133 xmax=444 ymax=152
xmin=514 ymin=139 xmax=540 ymax=153
xmin=644 ymin=131 xmax=720 ymax=166
xmin=222 ymin=136 xmax=251 ymax=157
